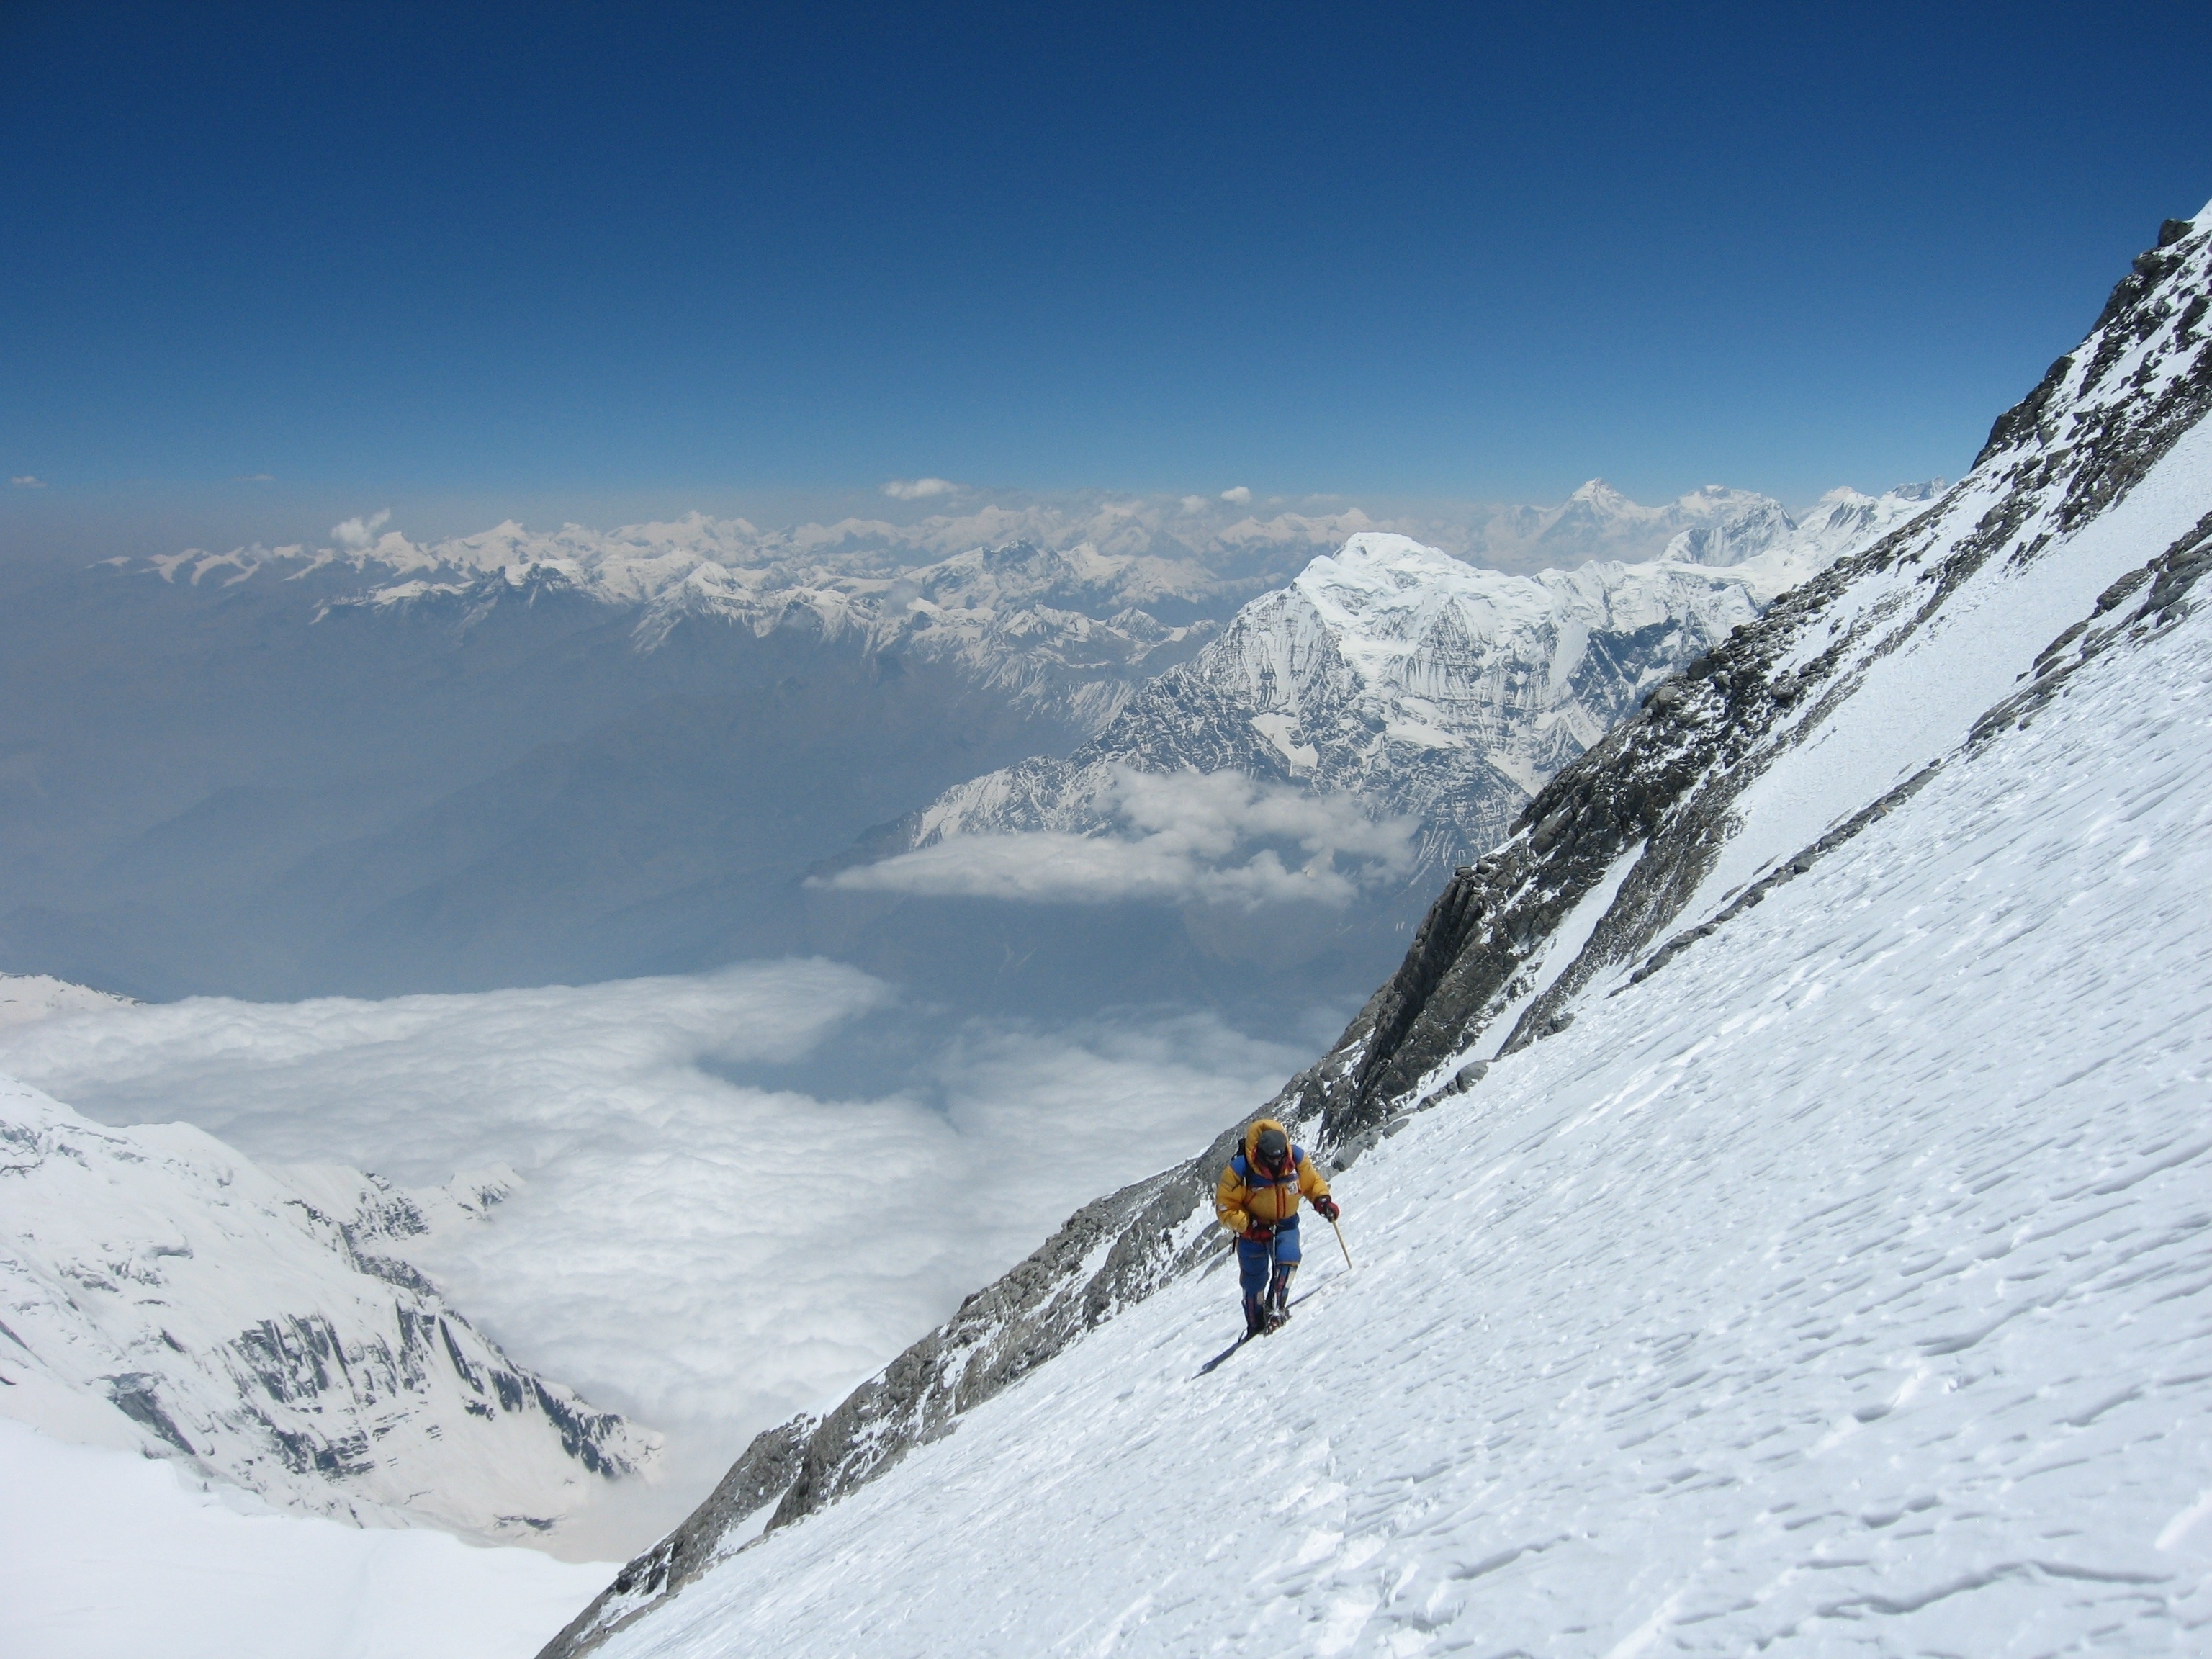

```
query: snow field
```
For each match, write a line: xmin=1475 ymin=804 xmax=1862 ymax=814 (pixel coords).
xmin=0 ymin=1418 xmax=608 ymax=1659
xmin=598 ymin=559 xmax=2212 ymax=1654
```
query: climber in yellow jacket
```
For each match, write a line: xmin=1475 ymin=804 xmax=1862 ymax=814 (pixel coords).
xmin=1216 ymin=1118 xmax=1339 ymax=1336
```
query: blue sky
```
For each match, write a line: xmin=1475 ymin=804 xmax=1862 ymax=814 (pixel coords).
xmin=4 ymin=0 xmax=2209 ymax=539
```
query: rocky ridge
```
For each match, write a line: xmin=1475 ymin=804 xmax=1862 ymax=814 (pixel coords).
xmin=540 ymin=204 xmax=2212 ymax=1658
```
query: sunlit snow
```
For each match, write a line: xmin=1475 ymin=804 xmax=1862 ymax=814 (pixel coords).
xmin=0 ymin=1419 xmax=608 ymax=1659
xmin=590 ymin=513 xmax=2212 ymax=1655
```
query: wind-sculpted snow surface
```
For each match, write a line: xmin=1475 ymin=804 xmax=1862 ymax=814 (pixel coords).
xmin=544 ymin=208 xmax=2212 ymax=1656
xmin=0 ymin=1078 xmax=656 ymax=1546
xmin=578 ymin=567 xmax=2212 ymax=1652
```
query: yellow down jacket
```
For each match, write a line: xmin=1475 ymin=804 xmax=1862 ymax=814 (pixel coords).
xmin=1216 ymin=1118 xmax=1331 ymax=1235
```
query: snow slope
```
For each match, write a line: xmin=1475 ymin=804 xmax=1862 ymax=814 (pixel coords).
xmin=583 ymin=472 xmax=2212 ymax=1659
xmin=0 ymin=1418 xmax=608 ymax=1659
xmin=551 ymin=205 xmax=2212 ymax=1655
xmin=0 ymin=1077 xmax=656 ymax=1547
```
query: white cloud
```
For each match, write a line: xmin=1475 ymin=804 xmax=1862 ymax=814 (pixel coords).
xmin=9 ymin=475 xmax=45 ymax=488
xmin=1179 ymin=495 xmax=1210 ymax=513
xmin=0 ymin=962 xmax=1306 ymax=1546
xmin=235 ymin=473 xmax=276 ymax=483
xmin=881 ymin=477 xmax=959 ymax=500
xmin=330 ymin=508 xmax=392 ymax=551
xmin=1220 ymin=485 xmax=1252 ymax=505
xmin=827 ymin=768 xmax=1416 ymax=909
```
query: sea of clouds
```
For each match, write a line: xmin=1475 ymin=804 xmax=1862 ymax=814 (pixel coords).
xmin=0 ymin=962 xmax=1321 ymax=1541
xmin=824 ymin=769 xmax=1419 ymax=907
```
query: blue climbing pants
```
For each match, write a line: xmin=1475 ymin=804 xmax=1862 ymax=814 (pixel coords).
xmin=1237 ymin=1218 xmax=1301 ymax=1321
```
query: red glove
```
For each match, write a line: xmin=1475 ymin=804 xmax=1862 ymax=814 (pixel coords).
xmin=1313 ymin=1195 xmax=1340 ymax=1223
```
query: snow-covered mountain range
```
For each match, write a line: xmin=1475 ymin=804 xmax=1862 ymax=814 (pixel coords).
xmin=0 ymin=1065 xmax=656 ymax=1547
xmin=831 ymin=486 xmax=1938 ymax=896
xmin=149 ymin=479 xmax=1888 ymax=739
xmin=544 ymin=207 xmax=2212 ymax=1657
xmin=0 ymin=475 xmax=1920 ymax=1006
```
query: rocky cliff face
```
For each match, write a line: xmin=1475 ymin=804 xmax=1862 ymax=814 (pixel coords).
xmin=0 ymin=1076 xmax=656 ymax=1546
xmin=541 ymin=207 xmax=2212 ymax=1657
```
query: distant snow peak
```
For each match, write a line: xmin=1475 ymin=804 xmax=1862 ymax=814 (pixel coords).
xmin=0 ymin=973 xmax=136 ymax=1030
xmin=0 ymin=1079 xmax=655 ymax=1546
xmin=856 ymin=493 xmax=1923 ymax=892
xmin=132 ymin=479 xmax=1932 ymax=751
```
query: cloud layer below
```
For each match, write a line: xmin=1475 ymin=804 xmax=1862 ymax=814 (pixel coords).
xmin=0 ymin=963 xmax=1312 ymax=1539
xmin=825 ymin=769 xmax=1418 ymax=908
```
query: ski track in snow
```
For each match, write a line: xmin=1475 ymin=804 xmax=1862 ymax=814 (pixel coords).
xmin=597 ymin=562 xmax=2212 ymax=1654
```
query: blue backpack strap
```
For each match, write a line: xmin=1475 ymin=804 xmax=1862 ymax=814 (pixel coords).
xmin=1231 ymin=1154 xmax=1250 ymax=1181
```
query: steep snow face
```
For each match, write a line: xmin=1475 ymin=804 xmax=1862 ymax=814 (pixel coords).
xmin=580 ymin=489 xmax=2212 ymax=1659
xmin=853 ymin=493 xmax=1932 ymax=889
xmin=0 ymin=1078 xmax=655 ymax=1547
xmin=547 ymin=208 xmax=2212 ymax=1656
xmin=0 ymin=1419 xmax=606 ymax=1659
